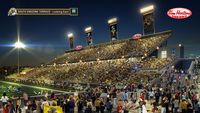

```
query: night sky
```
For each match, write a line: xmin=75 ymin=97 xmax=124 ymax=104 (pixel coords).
xmin=0 ymin=0 xmax=200 ymax=66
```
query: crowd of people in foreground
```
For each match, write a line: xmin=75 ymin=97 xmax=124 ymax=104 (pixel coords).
xmin=1 ymin=67 xmax=200 ymax=113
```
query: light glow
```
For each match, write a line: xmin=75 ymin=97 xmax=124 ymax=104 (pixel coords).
xmin=140 ymin=5 xmax=154 ymax=14
xmin=85 ymin=26 xmax=92 ymax=32
xmin=67 ymin=33 xmax=74 ymax=38
xmin=14 ymin=41 xmax=26 ymax=48
xmin=108 ymin=18 xmax=117 ymax=24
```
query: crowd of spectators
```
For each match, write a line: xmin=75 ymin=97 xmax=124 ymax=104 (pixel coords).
xmin=6 ymin=57 xmax=174 ymax=88
xmin=141 ymin=57 xmax=174 ymax=70
xmin=2 ymin=30 xmax=200 ymax=113
xmin=48 ymin=32 xmax=171 ymax=64
xmin=5 ymin=31 xmax=173 ymax=89
xmin=1 ymin=66 xmax=200 ymax=113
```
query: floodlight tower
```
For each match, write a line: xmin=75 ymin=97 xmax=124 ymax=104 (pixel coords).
xmin=84 ymin=26 xmax=93 ymax=45
xmin=140 ymin=5 xmax=155 ymax=35
xmin=108 ymin=17 xmax=118 ymax=41
xmin=67 ymin=33 xmax=74 ymax=49
xmin=14 ymin=40 xmax=26 ymax=76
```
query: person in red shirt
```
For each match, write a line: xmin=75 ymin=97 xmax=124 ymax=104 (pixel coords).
xmin=152 ymin=102 xmax=159 ymax=113
xmin=3 ymin=104 xmax=9 ymax=113
xmin=117 ymin=99 xmax=123 ymax=113
xmin=140 ymin=92 xmax=145 ymax=101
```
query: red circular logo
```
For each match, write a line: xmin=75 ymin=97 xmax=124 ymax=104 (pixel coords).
xmin=132 ymin=34 xmax=142 ymax=40
xmin=75 ymin=45 xmax=83 ymax=50
xmin=167 ymin=8 xmax=192 ymax=19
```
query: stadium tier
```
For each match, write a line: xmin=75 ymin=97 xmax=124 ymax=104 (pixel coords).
xmin=47 ymin=30 xmax=172 ymax=64
xmin=6 ymin=57 xmax=173 ymax=85
xmin=141 ymin=57 xmax=174 ymax=70
xmin=6 ymin=30 xmax=174 ymax=86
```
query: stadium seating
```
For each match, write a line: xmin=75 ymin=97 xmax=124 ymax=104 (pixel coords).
xmin=6 ymin=30 xmax=173 ymax=86
xmin=47 ymin=30 xmax=171 ymax=64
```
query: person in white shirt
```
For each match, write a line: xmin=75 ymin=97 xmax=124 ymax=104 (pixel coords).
xmin=173 ymin=97 xmax=179 ymax=113
xmin=1 ymin=92 xmax=9 ymax=105
xmin=139 ymin=101 xmax=147 ymax=113
xmin=149 ymin=90 xmax=155 ymax=103
xmin=41 ymin=98 xmax=49 ymax=110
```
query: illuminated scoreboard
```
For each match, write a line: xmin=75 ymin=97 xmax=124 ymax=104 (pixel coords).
xmin=8 ymin=8 xmax=78 ymax=16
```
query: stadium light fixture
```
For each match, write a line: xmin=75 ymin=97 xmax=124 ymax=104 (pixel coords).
xmin=84 ymin=26 xmax=92 ymax=33
xmin=67 ymin=33 xmax=74 ymax=49
xmin=179 ymin=44 xmax=182 ymax=47
xmin=108 ymin=17 xmax=118 ymax=41
xmin=14 ymin=41 xmax=26 ymax=48
xmin=67 ymin=33 xmax=74 ymax=38
xmin=140 ymin=5 xmax=154 ymax=14
xmin=108 ymin=18 xmax=117 ymax=24
xmin=84 ymin=26 xmax=93 ymax=45
xmin=14 ymin=40 xmax=26 ymax=77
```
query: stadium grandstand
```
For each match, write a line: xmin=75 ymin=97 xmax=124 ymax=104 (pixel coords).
xmin=2 ymin=2 xmax=200 ymax=113
xmin=47 ymin=30 xmax=171 ymax=64
xmin=5 ymin=30 xmax=174 ymax=88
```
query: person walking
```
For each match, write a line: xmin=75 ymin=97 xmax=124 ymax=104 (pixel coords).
xmin=95 ymin=98 xmax=101 ymax=113
xmin=180 ymin=99 xmax=188 ymax=113
xmin=3 ymin=104 xmax=9 ymax=113
xmin=8 ymin=101 xmax=15 ymax=113
xmin=1 ymin=92 xmax=9 ymax=106
xmin=105 ymin=98 xmax=113 ymax=113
